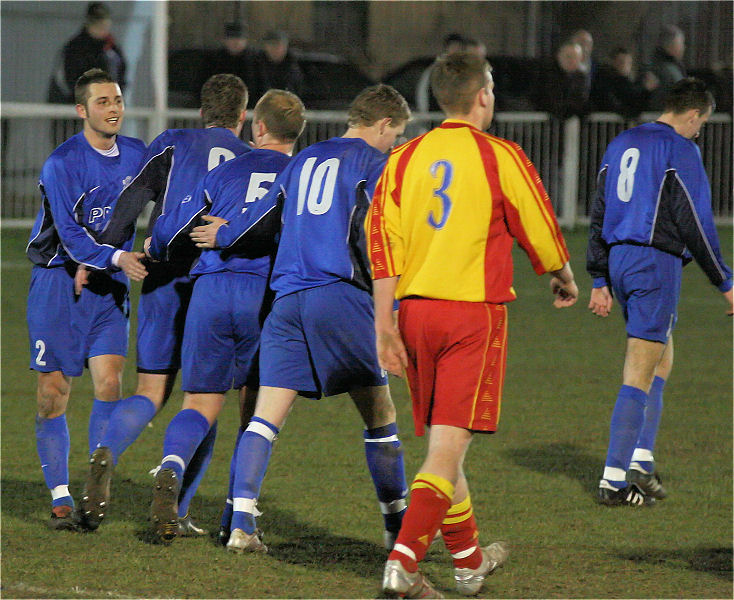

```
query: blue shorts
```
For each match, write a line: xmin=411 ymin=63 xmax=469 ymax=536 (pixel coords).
xmin=609 ymin=245 xmax=682 ymax=343
xmin=181 ymin=272 xmax=267 ymax=393
xmin=27 ymin=265 xmax=129 ymax=376
xmin=259 ymin=281 xmax=387 ymax=398
xmin=136 ymin=262 xmax=194 ymax=372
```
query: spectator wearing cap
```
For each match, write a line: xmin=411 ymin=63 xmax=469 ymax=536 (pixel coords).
xmin=48 ymin=2 xmax=127 ymax=104
xmin=197 ymin=21 xmax=258 ymax=106
xmin=252 ymin=30 xmax=304 ymax=101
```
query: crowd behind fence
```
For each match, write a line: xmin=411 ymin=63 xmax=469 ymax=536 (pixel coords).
xmin=1 ymin=103 xmax=731 ymax=227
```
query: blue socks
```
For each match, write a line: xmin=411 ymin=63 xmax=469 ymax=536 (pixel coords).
xmin=88 ymin=398 xmax=119 ymax=456
xmin=99 ymin=395 xmax=156 ymax=465
xmin=603 ymin=385 xmax=647 ymax=489
xmin=631 ymin=376 xmax=666 ymax=473
xmin=364 ymin=423 xmax=408 ymax=535
xmin=160 ymin=409 xmax=211 ymax=481
xmin=36 ymin=414 xmax=73 ymax=507
xmin=231 ymin=417 xmax=279 ymax=534
xmin=221 ymin=426 xmax=245 ymax=531
xmin=178 ymin=420 xmax=218 ymax=518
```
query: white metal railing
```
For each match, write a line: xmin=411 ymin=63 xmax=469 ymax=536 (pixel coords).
xmin=2 ymin=103 xmax=731 ymax=227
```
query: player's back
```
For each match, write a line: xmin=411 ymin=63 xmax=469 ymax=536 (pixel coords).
xmin=153 ymin=128 xmax=251 ymax=214
xmin=192 ymin=148 xmax=292 ymax=277
xmin=600 ymin=121 xmax=706 ymax=245
xmin=270 ymin=137 xmax=387 ymax=298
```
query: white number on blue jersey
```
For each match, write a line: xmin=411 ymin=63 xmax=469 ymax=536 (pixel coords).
xmin=35 ymin=339 xmax=47 ymax=366
xmin=208 ymin=147 xmax=237 ymax=171
xmin=296 ymin=157 xmax=340 ymax=215
xmin=243 ymin=173 xmax=277 ymax=211
xmin=617 ymin=147 xmax=640 ymax=203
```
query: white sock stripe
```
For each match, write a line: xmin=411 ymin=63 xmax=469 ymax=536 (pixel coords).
xmin=602 ymin=466 xmax=627 ymax=482
xmin=233 ymin=497 xmax=262 ymax=517
xmin=631 ymin=448 xmax=654 ymax=462
xmin=380 ymin=499 xmax=407 ymax=514
xmin=452 ymin=545 xmax=479 ymax=559
xmin=365 ymin=435 xmax=399 ymax=443
xmin=226 ymin=498 xmax=233 ymax=505
xmin=393 ymin=543 xmax=416 ymax=561
xmin=161 ymin=455 xmax=186 ymax=472
xmin=51 ymin=485 xmax=70 ymax=500
xmin=245 ymin=420 xmax=277 ymax=442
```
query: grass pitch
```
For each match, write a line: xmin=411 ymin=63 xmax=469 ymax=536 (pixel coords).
xmin=1 ymin=226 xmax=731 ymax=598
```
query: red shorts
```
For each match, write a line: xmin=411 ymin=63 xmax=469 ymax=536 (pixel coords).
xmin=398 ymin=298 xmax=508 ymax=436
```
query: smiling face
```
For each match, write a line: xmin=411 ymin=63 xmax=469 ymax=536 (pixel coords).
xmin=77 ymin=81 xmax=124 ymax=141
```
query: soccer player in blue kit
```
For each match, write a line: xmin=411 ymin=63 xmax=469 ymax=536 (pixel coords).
xmin=587 ymin=78 xmax=733 ymax=506
xmin=190 ymin=84 xmax=412 ymax=554
xmin=144 ymin=89 xmax=306 ymax=544
xmin=78 ymin=74 xmax=250 ymax=532
xmin=26 ymin=68 xmax=147 ymax=530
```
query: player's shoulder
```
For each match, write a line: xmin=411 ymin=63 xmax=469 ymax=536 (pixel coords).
xmin=117 ymin=134 xmax=146 ymax=154
xmin=44 ymin=133 xmax=85 ymax=171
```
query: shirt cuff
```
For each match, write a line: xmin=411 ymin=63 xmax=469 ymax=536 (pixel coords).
xmin=111 ymin=249 xmax=124 ymax=267
xmin=592 ymin=277 xmax=608 ymax=289
xmin=718 ymin=278 xmax=733 ymax=293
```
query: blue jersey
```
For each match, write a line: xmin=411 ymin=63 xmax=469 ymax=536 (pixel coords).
xmin=216 ymin=137 xmax=388 ymax=299
xmin=587 ymin=121 xmax=732 ymax=292
xmin=97 ymin=127 xmax=250 ymax=249
xmin=26 ymin=132 xmax=146 ymax=269
xmin=149 ymin=148 xmax=291 ymax=277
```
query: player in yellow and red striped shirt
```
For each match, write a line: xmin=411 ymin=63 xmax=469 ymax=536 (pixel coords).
xmin=368 ymin=52 xmax=579 ymax=598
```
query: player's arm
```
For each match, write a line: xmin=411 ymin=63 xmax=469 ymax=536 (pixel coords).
xmin=97 ymin=142 xmax=174 ymax=247
xmin=498 ymin=143 xmax=577 ymax=308
xmin=148 ymin=178 xmax=209 ymax=261
xmin=42 ymin=158 xmax=147 ymax=281
xmin=373 ymin=276 xmax=407 ymax=377
xmin=667 ymin=149 xmax=733 ymax=313
xmin=586 ymin=165 xmax=614 ymax=316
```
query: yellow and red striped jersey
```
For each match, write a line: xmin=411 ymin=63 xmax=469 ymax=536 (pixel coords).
xmin=366 ymin=119 xmax=569 ymax=303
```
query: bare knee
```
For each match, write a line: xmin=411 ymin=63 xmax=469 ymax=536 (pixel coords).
xmin=37 ymin=372 xmax=71 ymax=419
xmin=93 ymin=371 xmax=122 ymax=402
xmin=351 ymin=386 xmax=397 ymax=429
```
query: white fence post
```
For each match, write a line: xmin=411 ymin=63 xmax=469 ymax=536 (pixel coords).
xmin=150 ymin=0 xmax=168 ymax=142
xmin=561 ymin=116 xmax=580 ymax=228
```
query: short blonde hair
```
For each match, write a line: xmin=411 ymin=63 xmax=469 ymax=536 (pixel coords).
xmin=347 ymin=84 xmax=410 ymax=128
xmin=430 ymin=52 xmax=491 ymax=115
xmin=253 ymin=89 xmax=306 ymax=142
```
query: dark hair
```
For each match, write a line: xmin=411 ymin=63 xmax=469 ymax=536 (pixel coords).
xmin=224 ymin=21 xmax=245 ymax=39
xmin=658 ymin=24 xmax=684 ymax=48
xmin=200 ymin=74 xmax=248 ymax=128
xmin=663 ymin=77 xmax=715 ymax=114
xmin=86 ymin=2 xmax=110 ymax=23
xmin=347 ymin=84 xmax=411 ymax=128
xmin=74 ymin=68 xmax=116 ymax=106
xmin=610 ymin=46 xmax=631 ymax=59
xmin=253 ymin=89 xmax=306 ymax=142
xmin=430 ymin=52 xmax=490 ymax=114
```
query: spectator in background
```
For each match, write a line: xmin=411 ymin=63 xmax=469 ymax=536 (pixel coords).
xmin=534 ymin=41 xmax=590 ymax=119
xmin=645 ymin=25 xmax=686 ymax=111
xmin=415 ymin=32 xmax=467 ymax=113
xmin=464 ymin=37 xmax=487 ymax=59
xmin=197 ymin=22 xmax=258 ymax=107
xmin=591 ymin=47 xmax=658 ymax=118
xmin=571 ymin=29 xmax=595 ymax=77
xmin=252 ymin=30 xmax=304 ymax=101
xmin=48 ymin=2 xmax=127 ymax=105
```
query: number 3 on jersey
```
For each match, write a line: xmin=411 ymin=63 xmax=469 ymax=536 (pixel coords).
xmin=428 ymin=160 xmax=453 ymax=229
xmin=617 ymin=147 xmax=640 ymax=203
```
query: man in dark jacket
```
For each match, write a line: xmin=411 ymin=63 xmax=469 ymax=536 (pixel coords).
xmin=48 ymin=2 xmax=126 ymax=104
xmin=645 ymin=25 xmax=686 ymax=111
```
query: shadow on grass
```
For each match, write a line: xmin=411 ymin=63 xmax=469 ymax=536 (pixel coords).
xmin=501 ymin=442 xmax=600 ymax=489
xmin=615 ymin=546 xmax=733 ymax=581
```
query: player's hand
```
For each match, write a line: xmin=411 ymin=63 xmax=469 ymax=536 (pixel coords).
xmin=118 ymin=251 xmax=148 ymax=281
xmin=142 ymin=236 xmax=158 ymax=261
xmin=550 ymin=276 xmax=578 ymax=308
xmin=588 ymin=285 xmax=613 ymax=317
xmin=190 ymin=215 xmax=228 ymax=248
xmin=724 ymin=287 xmax=733 ymax=316
xmin=74 ymin=265 xmax=89 ymax=296
xmin=376 ymin=328 xmax=408 ymax=378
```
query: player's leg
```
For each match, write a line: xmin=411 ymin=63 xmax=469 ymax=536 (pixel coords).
xmin=629 ymin=337 xmax=673 ymax=498
xmin=350 ymin=384 xmax=408 ymax=550
xmin=27 ymin=265 xmax=84 ymax=529
xmin=220 ymin=385 xmax=258 ymax=545
xmin=227 ymin=386 xmax=296 ymax=553
xmin=36 ymin=371 xmax=76 ymax=529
